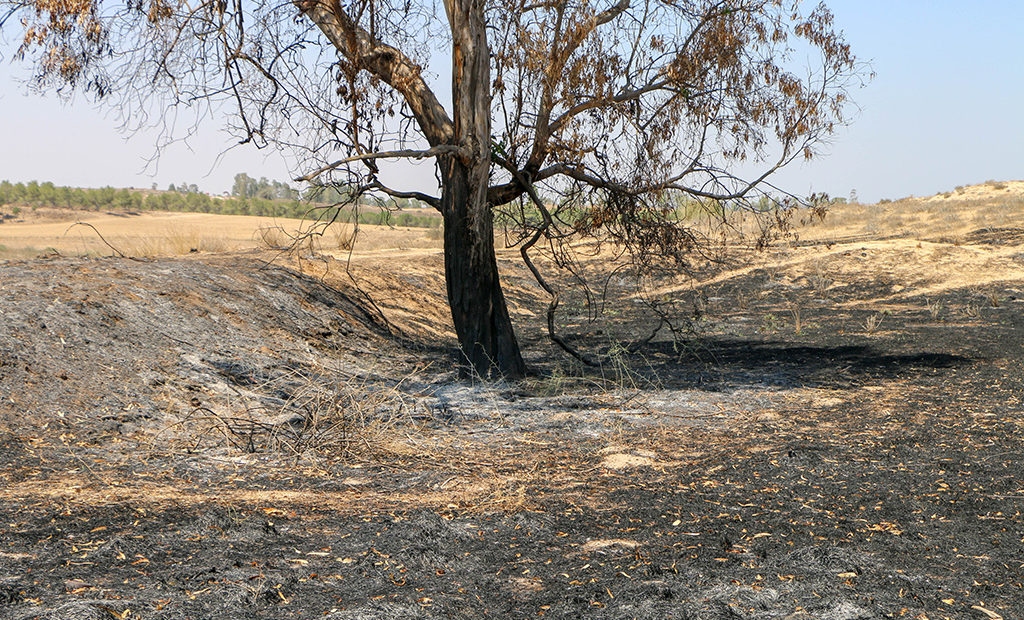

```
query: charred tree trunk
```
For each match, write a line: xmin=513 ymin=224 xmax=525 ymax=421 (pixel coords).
xmin=304 ymin=0 xmax=525 ymax=378
xmin=440 ymin=0 xmax=525 ymax=379
xmin=441 ymin=161 xmax=525 ymax=379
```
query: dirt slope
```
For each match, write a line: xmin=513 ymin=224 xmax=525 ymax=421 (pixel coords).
xmin=0 ymin=254 xmax=407 ymax=438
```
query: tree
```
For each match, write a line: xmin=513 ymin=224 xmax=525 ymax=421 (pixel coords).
xmin=5 ymin=0 xmax=861 ymax=378
xmin=232 ymin=173 xmax=256 ymax=199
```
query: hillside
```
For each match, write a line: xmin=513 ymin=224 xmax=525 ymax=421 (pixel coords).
xmin=800 ymin=179 xmax=1024 ymax=243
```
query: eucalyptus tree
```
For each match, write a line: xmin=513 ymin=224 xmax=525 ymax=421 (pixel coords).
xmin=4 ymin=0 xmax=860 ymax=378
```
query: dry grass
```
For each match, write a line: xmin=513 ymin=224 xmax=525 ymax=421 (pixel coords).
xmin=801 ymin=181 xmax=1024 ymax=243
xmin=0 ymin=210 xmax=442 ymax=258
xmin=640 ymin=181 xmax=1024 ymax=328
xmin=157 ymin=361 xmax=424 ymax=460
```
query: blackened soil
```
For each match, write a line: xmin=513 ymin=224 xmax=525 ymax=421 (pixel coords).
xmin=1 ymin=246 xmax=1023 ymax=620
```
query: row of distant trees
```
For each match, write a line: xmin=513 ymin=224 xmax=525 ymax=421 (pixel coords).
xmin=0 ymin=178 xmax=440 ymax=228
xmin=231 ymin=173 xmax=424 ymax=210
xmin=230 ymin=173 xmax=300 ymax=201
xmin=1 ymin=179 xmax=845 ymax=231
xmin=0 ymin=180 xmax=145 ymax=211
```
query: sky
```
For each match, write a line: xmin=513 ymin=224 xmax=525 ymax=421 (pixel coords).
xmin=0 ymin=1 xmax=1021 ymax=203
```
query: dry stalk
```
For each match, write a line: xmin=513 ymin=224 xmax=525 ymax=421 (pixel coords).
xmin=155 ymin=361 xmax=423 ymax=461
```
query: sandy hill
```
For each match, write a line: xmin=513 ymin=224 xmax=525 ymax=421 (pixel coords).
xmin=923 ymin=179 xmax=1024 ymax=202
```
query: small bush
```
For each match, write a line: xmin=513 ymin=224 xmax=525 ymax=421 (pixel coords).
xmin=255 ymin=225 xmax=290 ymax=250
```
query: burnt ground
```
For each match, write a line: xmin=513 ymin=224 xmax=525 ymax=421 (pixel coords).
xmin=0 ymin=235 xmax=1023 ymax=620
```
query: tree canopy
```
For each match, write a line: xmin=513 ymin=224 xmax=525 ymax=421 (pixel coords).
xmin=3 ymin=0 xmax=863 ymax=378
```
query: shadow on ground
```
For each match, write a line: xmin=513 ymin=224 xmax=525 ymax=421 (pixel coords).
xmin=635 ymin=339 xmax=973 ymax=390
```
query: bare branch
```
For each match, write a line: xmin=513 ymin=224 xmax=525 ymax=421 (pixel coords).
xmin=364 ymin=179 xmax=442 ymax=211
xmin=64 ymin=222 xmax=148 ymax=262
xmin=296 ymin=0 xmax=454 ymax=146
xmin=295 ymin=144 xmax=470 ymax=183
xmin=498 ymin=159 xmax=598 ymax=366
xmin=538 ymin=149 xmax=793 ymax=202
xmin=547 ymin=78 xmax=671 ymax=135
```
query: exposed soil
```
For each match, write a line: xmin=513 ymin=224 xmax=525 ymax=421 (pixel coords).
xmin=1 ymin=227 xmax=1023 ymax=619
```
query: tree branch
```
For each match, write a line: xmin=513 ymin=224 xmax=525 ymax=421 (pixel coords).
xmin=524 ymin=0 xmax=631 ymax=173
xmin=498 ymin=159 xmax=598 ymax=367
xmin=487 ymin=160 xmax=573 ymax=207
xmin=295 ymin=144 xmax=470 ymax=183
xmin=296 ymin=0 xmax=454 ymax=146
xmin=364 ymin=179 xmax=442 ymax=211
xmin=547 ymin=78 xmax=671 ymax=135
xmin=542 ymin=153 xmax=792 ymax=202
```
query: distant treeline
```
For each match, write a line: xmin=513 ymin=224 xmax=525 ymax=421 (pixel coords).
xmin=0 ymin=178 xmax=842 ymax=232
xmin=0 ymin=179 xmax=441 ymax=229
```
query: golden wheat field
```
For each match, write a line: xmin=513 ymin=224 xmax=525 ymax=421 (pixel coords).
xmin=0 ymin=209 xmax=442 ymax=258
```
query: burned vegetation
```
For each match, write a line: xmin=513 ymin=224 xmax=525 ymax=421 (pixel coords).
xmin=0 ymin=214 xmax=1023 ymax=619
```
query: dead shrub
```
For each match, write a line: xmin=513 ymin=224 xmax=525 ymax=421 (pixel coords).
xmin=162 ymin=363 xmax=416 ymax=459
xmin=864 ymin=312 xmax=885 ymax=334
xmin=255 ymin=225 xmax=291 ymax=250
xmin=807 ymin=265 xmax=833 ymax=296
xmin=328 ymin=223 xmax=356 ymax=251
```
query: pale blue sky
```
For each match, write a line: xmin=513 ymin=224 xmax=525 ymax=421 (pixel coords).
xmin=0 ymin=1 xmax=1021 ymax=202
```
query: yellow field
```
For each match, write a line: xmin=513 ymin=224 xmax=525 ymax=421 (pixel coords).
xmin=2 ymin=180 xmax=1022 ymax=267
xmin=0 ymin=210 xmax=441 ymax=258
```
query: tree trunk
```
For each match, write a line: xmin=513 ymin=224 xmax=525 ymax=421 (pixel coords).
xmin=441 ymin=162 xmax=526 ymax=379
xmin=440 ymin=0 xmax=525 ymax=379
